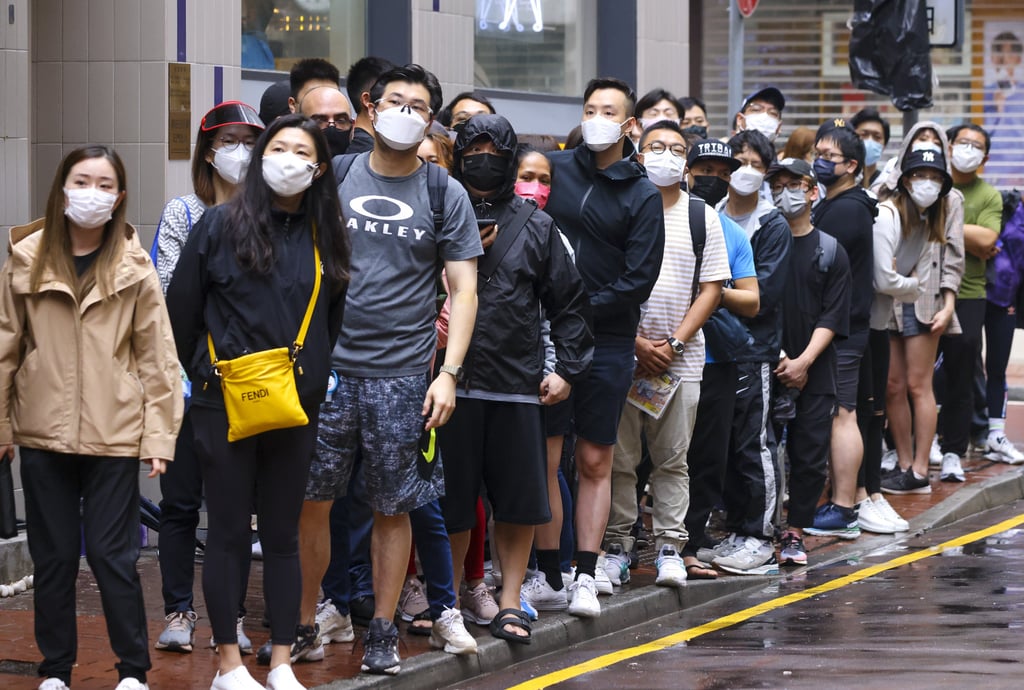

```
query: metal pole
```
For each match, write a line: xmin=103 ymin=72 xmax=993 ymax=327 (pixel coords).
xmin=903 ymin=109 xmax=919 ymax=136
xmin=728 ymin=0 xmax=745 ymax=125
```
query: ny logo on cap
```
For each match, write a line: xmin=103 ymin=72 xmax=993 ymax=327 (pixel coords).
xmin=833 ymin=118 xmax=845 ymax=128
xmin=922 ymin=151 xmax=935 ymax=162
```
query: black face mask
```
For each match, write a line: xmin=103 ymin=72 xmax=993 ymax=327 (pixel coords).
xmin=689 ymin=175 xmax=730 ymax=206
xmin=682 ymin=124 xmax=709 ymax=139
xmin=461 ymin=153 xmax=509 ymax=193
xmin=323 ymin=126 xmax=350 ymax=157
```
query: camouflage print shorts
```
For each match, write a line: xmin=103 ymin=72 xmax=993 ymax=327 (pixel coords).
xmin=305 ymin=374 xmax=444 ymax=515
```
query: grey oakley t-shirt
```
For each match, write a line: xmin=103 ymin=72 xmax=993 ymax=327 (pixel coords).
xmin=332 ymin=153 xmax=482 ymax=377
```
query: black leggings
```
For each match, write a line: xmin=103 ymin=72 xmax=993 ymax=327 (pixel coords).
xmin=859 ymin=329 xmax=890 ymax=495
xmin=191 ymin=405 xmax=316 ymax=646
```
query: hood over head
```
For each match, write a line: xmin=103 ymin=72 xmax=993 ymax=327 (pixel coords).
xmin=880 ymin=119 xmax=953 ymax=192
xmin=453 ymin=113 xmax=519 ymax=203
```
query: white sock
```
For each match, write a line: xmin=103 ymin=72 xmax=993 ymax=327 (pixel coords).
xmin=989 ymin=419 xmax=1006 ymax=438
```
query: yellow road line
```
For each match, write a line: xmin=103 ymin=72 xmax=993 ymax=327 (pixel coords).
xmin=510 ymin=512 xmax=1024 ymax=690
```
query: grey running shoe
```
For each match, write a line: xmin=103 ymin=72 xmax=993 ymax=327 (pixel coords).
xmin=713 ymin=536 xmax=779 ymax=575
xmin=155 ymin=610 xmax=197 ymax=653
xmin=361 ymin=617 xmax=401 ymax=675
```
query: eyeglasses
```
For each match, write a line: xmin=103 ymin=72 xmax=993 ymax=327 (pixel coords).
xmin=376 ymin=97 xmax=432 ymax=120
xmin=744 ymin=103 xmax=781 ymax=120
xmin=216 ymin=137 xmax=255 ymax=152
xmin=953 ymin=139 xmax=985 ymax=151
xmin=641 ymin=141 xmax=687 ymax=157
xmin=815 ymin=151 xmax=847 ymax=163
xmin=310 ymin=114 xmax=352 ymax=130
xmin=769 ymin=180 xmax=809 ymax=194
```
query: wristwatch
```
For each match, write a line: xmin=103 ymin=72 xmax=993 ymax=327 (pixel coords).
xmin=667 ymin=337 xmax=686 ymax=356
xmin=439 ymin=364 xmax=465 ymax=382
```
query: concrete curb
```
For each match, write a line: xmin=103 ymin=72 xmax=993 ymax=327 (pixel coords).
xmin=314 ymin=466 xmax=1024 ymax=690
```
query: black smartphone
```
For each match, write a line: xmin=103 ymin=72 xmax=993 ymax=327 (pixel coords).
xmin=477 ymin=218 xmax=496 ymax=228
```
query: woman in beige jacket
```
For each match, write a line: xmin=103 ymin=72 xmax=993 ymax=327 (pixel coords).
xmin=0 ymin=145 xmax=182 ymax=690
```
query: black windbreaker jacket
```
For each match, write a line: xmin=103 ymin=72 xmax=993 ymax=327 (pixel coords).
xmin=737 ymin=207 xmax=793 ymax=363
xmin=166 ymin=204 xmax=347 ymax=410
xmin=544 ymin=145 xmax=665 ymax=339
xmin=452 ymin=115 xmax=593 ymax=395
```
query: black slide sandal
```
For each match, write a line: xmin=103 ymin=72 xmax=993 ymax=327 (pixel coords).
xmin=489 ymin=608 xmax=532 ymax=645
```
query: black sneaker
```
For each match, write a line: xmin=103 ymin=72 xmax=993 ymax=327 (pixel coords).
xmin=361 ymin=618 xmax=400 ymax=675
xmin=880 ymin=468 xmax=932 ymax=495
xmin=255 ymin=624 xmax=323 ymax=665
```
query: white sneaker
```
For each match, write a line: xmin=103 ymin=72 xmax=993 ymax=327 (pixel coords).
xmin=986 ymin=434 xmax=1024 ymax=464
xmin=211 ymin=616 xmax=254 ymax=655
xmin=601 ymin=544 xmax=631 ymax=585
xmin=520 ymin=575 xmax=569 ymax=611
xmin=593 ymin=557 xmax=614 ymax=595
xmin=713 ymin=536 xmax=779 ymax=575
xmin=929 ymin=436 xmax=943 ymax=466
xmin=567 ymin=573 xmax=601 ymax=618
xmin=428 ymin=607 xmax=478 ymax=655
xmin=871 ymin=495 xmax=909 ymax=531
xmin=39 ymin=680 xmax=69 ymax=690
xmin=210 ymin=665 xmax=265 ymax=690
xmin=315 ymin=599 xmax=354 ymax=643
xmin=654 ymin=545 xmax=688 ymax=588
xmin=940 ymin=453 xmax=965 ymax=482
xmin=114 ymin=680 xmax=149 ymax=690
xmin=880 ymin=448 xmax=898 ymax=473
xmin=856 ymin=496 xmax=896 ymax=534
xmin=266 ymin=664 xmax=305 ymax=690
xmin=695 ymin=533 xmax=743 ymax=564
xmin=561 ymin=570 xmax=574 ymax=590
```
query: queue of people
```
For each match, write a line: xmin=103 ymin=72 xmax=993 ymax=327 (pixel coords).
xmin=1 ymin=55 xmax=1022 ymax=690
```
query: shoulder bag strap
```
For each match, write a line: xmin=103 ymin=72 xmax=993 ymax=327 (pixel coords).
xmin=688 ymin=196 xmax=707 ymax=304
xmin=477 ymin=198 xmax=537 ymax=282
xmin=208 ymin=224 xmax=322 ymax=365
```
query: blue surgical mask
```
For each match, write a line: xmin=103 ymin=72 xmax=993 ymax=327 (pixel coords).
xmin=812 ymin=157 xmax=840 ymax=187
xmin=863 ymin=139 xmax=883 ymax=167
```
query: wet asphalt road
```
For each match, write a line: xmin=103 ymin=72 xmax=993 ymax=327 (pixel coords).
xmin=452 ymin=500 xmax=1024 ymax=690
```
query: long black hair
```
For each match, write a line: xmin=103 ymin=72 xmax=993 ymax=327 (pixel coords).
xmin=226 ymin=113 xmax=349 ymax=285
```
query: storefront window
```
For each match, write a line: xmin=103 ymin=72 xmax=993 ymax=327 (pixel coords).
xmin=242 ymin=0 xmax=365 ymax=73
xmin=474 ymin=0 xmax=596 ymax=96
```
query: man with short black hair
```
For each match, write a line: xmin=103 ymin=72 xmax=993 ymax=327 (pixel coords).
xmin=680 ymin=96 xmax=710 ymax=139
xmin=287 ymin=58 xmax=341 ymax=113
xmin=803 ymin=120 xmax=877 ymax=539
xmin=300 ymin=64 xmax=482 ymax=676
xmin=345 ymin=56 xmax=397 ymax=154
xmin=850 ymin=107 xmax=891 ymax=188
xmin=600 ymin=122 xmax=728 ymax=590
xmin=544 ymin=76 xmax=665 ymax=618
xmin=707 ymin=129 xmax=792 ymax=575
xmin=438 ymin=91 xmax=497 ymax=133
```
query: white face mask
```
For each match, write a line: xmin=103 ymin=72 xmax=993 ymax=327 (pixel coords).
xmin=640 ymin=116 xmax=678 ymax=132
xmin=729 ymin=165 xmax=765 ymax=196
xmin=951 ymin=144 xmax=984 ymax=174
xmin=374 ymin=106 xmax=428 ymax=150
xmin=642 ymin=150 xmax=685 ymax=188
xmin=581 ymin=116 xmax=626 ymax=152
xmin=911 ymin=141 xmax=942 ymax=154
xmin=909 ymin=178 xmax=942 ymax=209
xmin=212 ymin=145 xmax=253 ymax=185
xmin=64 ymin=187 xmax=119 ymax=229
xmin=772 ymin=187 xmax=808 ymax=219
xmin=262 ymin=152 xmax=317 ymax=197
xmin=743 ymin=112 xmax=780 ymax=142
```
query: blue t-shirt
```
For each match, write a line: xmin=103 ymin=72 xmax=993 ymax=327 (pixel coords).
xmin=706 ymin=212 xmax=757 ymax=364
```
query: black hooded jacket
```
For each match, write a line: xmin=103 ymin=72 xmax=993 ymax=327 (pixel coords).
xmin=544 ymin=143 xmax=665 ymax=339
xmin=451 ymin=115 xmax=593 ymax=395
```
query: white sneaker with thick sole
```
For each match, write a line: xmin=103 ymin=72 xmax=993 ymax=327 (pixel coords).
xmin=601 ymin=544 xmax=631 ymax=585
xmin=315 ymin=599 xmax=354 ymax=643
xmin=654 ymin=545 xmax=688 ymax=588
xmin=114 ymin=679 xmax=149 ymax=690
xmin=872 ymin=495 xmax=909 ymax=531
xmin=210 ymin=665 xmax=265 ymax=690
xmin=520 ymin=575 xmax=569 ymax=611
xmin=940 ymin=453 xmax=965 ymax=482
xmin=593 ymin=557 xmax=614 ymax=595
xmin=567 ymin=574 xmax=601 ymax=618
xmin=856 ymin=496 xmax=896 ymax=534
xmin=929 ymin=435 xmax=943 ymax=466
xmin=38 ymin=680 xmax=69 ymax=690
xmin=713 ymin=536 xmax=779 ymax=575
xmin=696 ymin=533 xmax=742 ymax=564
xmin=428 ymin=608 xmax=478 ymax=655
xmin=266 ymin=664 xmax=306 ymax=690
xmin=985 ymin=434 xmax=1024 ymax=464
